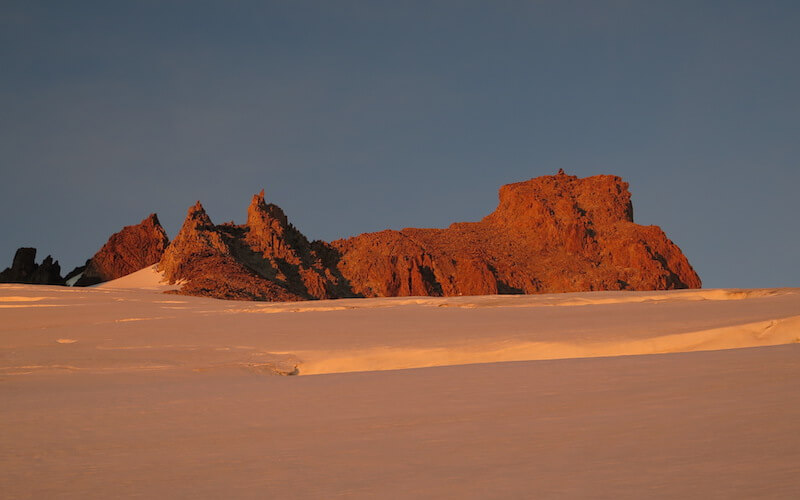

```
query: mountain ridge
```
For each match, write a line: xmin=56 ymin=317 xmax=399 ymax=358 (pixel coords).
xmin=1 ymin=172 xmax=701 ymax=299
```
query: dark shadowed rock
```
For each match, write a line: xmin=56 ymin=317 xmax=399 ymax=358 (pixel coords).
xmin=64 ymin=263 xmax=87 ymax=285
xmin=0 ymin=248 xmax=37 ymax=282
xmin=0 ymin=247 xmax=65 ymax=285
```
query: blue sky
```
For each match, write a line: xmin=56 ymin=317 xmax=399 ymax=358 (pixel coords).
xmin=1 ymin=1 xmax=798 ymax=287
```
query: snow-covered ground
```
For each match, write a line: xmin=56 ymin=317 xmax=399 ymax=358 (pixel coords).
xmin=2 ymin=277 xmax=799 ymax=497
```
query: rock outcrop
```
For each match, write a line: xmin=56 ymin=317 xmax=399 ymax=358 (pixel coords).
xmin=159 ymin=196 xmax=351 ymax=301
xmin=0 ymin=247 xmax=65 ymax=285
xmin=72 ymin=214 xmax=169 ymax=286
xmin=242 ymin=190 xmax=353 ymax=299
xmin=159 ymin=173 xmax=700 ymax=301
xmin=331 ymin=172 xmax=701 ymax=296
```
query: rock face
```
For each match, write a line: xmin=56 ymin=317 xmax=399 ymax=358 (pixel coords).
xmin=73 ymin=214 xmax=170 ymax=286
xmin=0 ymin=247 xmax=65 ymax=285
xmin=158 ymin=193 xmax=351 ymax=301
xmin=331 ymin=172 xmax=701 ymax=296
xmin=160 ymin=173 xmax=700 ymax=301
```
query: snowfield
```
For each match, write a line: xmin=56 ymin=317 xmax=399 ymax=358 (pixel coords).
xmin=2 ymin=270 xmax=799 ymax=498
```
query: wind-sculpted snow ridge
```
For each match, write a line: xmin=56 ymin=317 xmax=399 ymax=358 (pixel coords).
xmin=297 ymin=314 xmax=800 ymax=375
xmin=94 ymin=265 xmax=180 ymax=291
xmin=160 ymin=172 xmax=701 ymax=301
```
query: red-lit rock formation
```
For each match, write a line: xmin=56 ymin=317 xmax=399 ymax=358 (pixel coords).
xmin=243 ymin=190 xmax=353 ymax=299
xmin=160 ymin=173 xmax=700 ymax=301
xmin=330 ymin=171 xmax=701 ymax=296
xmin=158 ymin=196 xmax=351 ymax=301
xmin=73 ymin=214 xmax=170 ymax=286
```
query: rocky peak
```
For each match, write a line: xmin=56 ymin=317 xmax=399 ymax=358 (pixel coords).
xmin=487 ymin=174 xmax=634 ymax=228
xmin=184 ymin=201 xmax=215 ymax=229
xmin=158 ymin=197 xmax=315 ymax=301
xmin=156 ymin=192 xmax=357 ymax=301
xmin=159 ymin=203 xmax=228 ymax=281
xmin=31 ymin=255 xmax=63 ymax=284
xmin=73 ymin=213 xmax=170 ymax=286
xmin=0 ymin=247 xmax=65 ymax=285
xmin=245 ymin=189 xmax=311 ymax=264
xmin=9 ymin=247 xmax=37 ymax=279
xmin=247 ymin=190 xmax=289 ymax=228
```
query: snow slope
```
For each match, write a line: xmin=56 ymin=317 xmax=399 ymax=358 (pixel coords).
xmin=2 ymin=284 xmax=799 ymax=497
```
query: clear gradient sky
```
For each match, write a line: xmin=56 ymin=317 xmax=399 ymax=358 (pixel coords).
xmin=1 ymin=1 xmax=798 ymax=288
